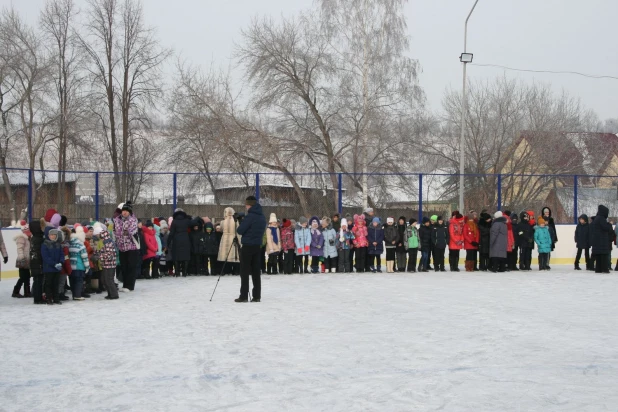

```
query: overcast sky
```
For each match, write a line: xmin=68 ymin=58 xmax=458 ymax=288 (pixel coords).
xmin=10 ymin=0 xmax=618 ymax=120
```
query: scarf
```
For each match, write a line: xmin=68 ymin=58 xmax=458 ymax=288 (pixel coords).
xmin=269 ymin=227 xmax=279 ymax=245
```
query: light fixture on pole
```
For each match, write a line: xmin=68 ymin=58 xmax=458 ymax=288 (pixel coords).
xmin=459 ymin=0 xmax=479 ymax=213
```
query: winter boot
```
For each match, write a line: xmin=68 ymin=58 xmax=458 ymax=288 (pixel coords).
xmin=234 ymin=297 xmax=249 ymax=303
xmin=24 ymin=283 xmax=32 ymax=298
xmin=12 ymin=284 xmax=23 ymax=298
xmin=575 ymin=262 xmax=581 ymax=270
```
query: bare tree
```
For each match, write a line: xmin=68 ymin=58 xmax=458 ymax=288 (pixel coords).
xmin=83 ymin=0 xmax=170 ymax=203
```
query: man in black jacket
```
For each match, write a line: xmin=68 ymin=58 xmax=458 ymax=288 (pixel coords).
xmin=574 ymin=214 xmax=590 ymax=270
xmin=236 ymin=196 xmax=266 ymax=302
xmin=591 ymin=205 xmax=612 ymax=274
xmin=516 ymin=212 xmax=534 ymax=271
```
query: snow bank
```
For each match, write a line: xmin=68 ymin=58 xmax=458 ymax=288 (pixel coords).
xmin=0 ymin=272 xmax=617 ymax=411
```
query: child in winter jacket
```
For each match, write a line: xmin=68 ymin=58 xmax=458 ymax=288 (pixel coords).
xmin=534 ymin=217 xmax=553 ymax=270
xmin=418 ymin=217 xmax=432 ymax=272
xmin=367 ymin=217 xmax=385 ymax=273
xmin=93 ymin=223 xmax=119 ymax=299
xmin=352 ymin=214 xmax=369 ymax=273
xmin=309 ymin=216 xmax=324 ymax=273
xmin=337 ymin=218 xmax=355 ymax=272
xmin=69 ymin=226 xmax=91 ymax=300
xmin=517 ymin=212 xmax=535 ymax=271
xmin=266 ymin=214 xmax=282 ymax=274
xmin=29 ymin=220 xmax=45 ymax=303
xmin=189 ymin=218 xmax=206 ymax=276
xmin=12 ymin=221 xmax=31 ymax=298
xmin=280 ymin=219 xmax=295 ymax=274
xmin=321 ymin=217 xmax=338 ymax=273
xmin=463 ymin=217 xmax=480 ymax=272
xmin=431 ymin=216 xmax=449 ymax=272
xmin=574 ymin=214 xmax=590 ymax=270
xmin=395 ymin=217 xmax=407 ymax=272
xmin=203 ymin=222 xmax=219 ymax=276
xmin=295 ymin=217 xmax=311 ymax=274
xmin=41 ymin=227 xmax=64 ymax=304
xmin=404 ymin=218 xmax=419 ymax=272
xmin=383 ymin=217 xmax=398 ymax=273
xmin=448 ymin=212 xmax=465 ymax=272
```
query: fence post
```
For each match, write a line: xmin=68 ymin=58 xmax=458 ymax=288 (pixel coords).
xmin=418 ymin=173 xmax=423 ymax=223
xmin=172 ymin=173 xmax=177 ymax=213
xmin=338 ymin=173 xmax=343 ymax=215
xmin=95 ymin=172 xmax=100 ymax=221
xmin=28 ymin=169 xmax=33 ymax=222
xmin=497 ymin=174 xmax=502 ymax=211
xmin=573 ymin=175 xmax=578 ymax=224
xmin=255 ymin=173 xmax=260 ymax=201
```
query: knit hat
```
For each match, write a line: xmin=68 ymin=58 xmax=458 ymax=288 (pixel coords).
xmin=122 ymin=202 xmax=133 ymax=214
xmin=299 ymin=216 xmax=308 ymax=225
xmin=269 ymin=213 xmax=277 ymax=224
xmin=537 ymin=217 xmax=546 ymax=225
xmin=73 ymin=225 xmax=86 ymax=243
xmin=20 ymin=220 xmax=31 ymax=236
xmin=59 ymin=215 xmax=67 ymax=227
xmin=245 ymin=195 xmax=257 ymax=206
xmin=341 ymin=218 xmax=348 ymax=227
xmin=145 ymin=220 xmax=154 ymax=227
xmin=364 ymin=208 xmax=374 ymax=214
xmin=282 ymin=218 xmax=291 ymax=228
xmin=494 ymin=211 xmax=503 ymax=219
xmin=93 ymin=225 xmax=104 ymax=236
xmin=422 ymin=217 xmax=430 ymax=224
xmin=430 ymin=215 xmax=438 ymax=222
xmin=409 ymin=218 xmax=417 ymax=225
xmin=387 ymin=217 xmax=394 ymax=224
xmin=50 ymin=213 xmax=61 ymax=228
xmin=322 ymin=216 xmax=331 ymax=225
xmin=159 ymin=220 xmax=168 ymax=230
xmin=372 ymin=217 xmax=381 ymax=225
xmin=437 ymin=216 xmax=443 ymax=221
xmin=44 ymin=209 xmax=57 ymax=223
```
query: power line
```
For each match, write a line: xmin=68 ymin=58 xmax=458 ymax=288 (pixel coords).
xmin=471 ymin=63 xmax=618 ymax=80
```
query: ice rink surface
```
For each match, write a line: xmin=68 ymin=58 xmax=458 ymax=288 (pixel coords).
xmin=0 ymin=268 xmax=617 ymax=412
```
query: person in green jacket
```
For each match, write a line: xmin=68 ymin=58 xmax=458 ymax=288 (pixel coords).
xmin=404 ymin=218 xmax=419 ymax=272
xmin=534 ymin=217 xmax=553 ymax=270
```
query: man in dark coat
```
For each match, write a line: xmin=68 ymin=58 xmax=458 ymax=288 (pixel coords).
xmin=516 ymin=211 xmax=534 ymax=271
xmin=236 ymin=196 xmax=266 ymax=302
xmin=478 ymin=212 xmax=492 ymax=271
xmin=591 ymin=205 xmax=612 ymax=273
xmin=418 ymin=217 xmax=432 ymax=272
xmin=574 ymin=214 xmax=590 ymax=270
xmin=169 ymin=208 xmax=192 ymax=277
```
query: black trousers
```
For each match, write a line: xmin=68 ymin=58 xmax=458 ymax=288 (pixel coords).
xmin=295 ymin=255 xmax=309 ymax=273
xmin=284 ymin=250 xmax=295 ymax=274
xmin=206 ymin=255 xmax=218 ymax=275
xmin=396 ymin=251 xmax=407 ymax=271
xmin=595 ymin=253 xmax=608 ymax=273
xmin=407 ymin=248 xmax=418 ymax=271
xmin=385 ymin=248 xmax=396 ymax=261
xmin=175 ymin=260 xmax=189 ymax=277
xmin=465 ymin=249 xmax=477 ymax=264
xmin=324 ymin=256 xmax=338 ymax=272
xmin=240 ymin=244 xmax=262 ymax=299
xmin=491 ymin=257 xmax=506 ymax=272
xmin=433 ymin=248 xmax=445 ymax=270
xmin=44 ymin=272 xmax=60 ymax=303
xmin=519 ymin=248 xmax=532 ymax=269
xmin=479 ymin=253 xmax=490 ymax=271
xmin=32 ymin=274 xmax=44 ymax=303
xmin=538 ymin=253 xmax=549 ymax=270
xmin=14 ymin=268 xmax=31 ymax=294
xmin=119 ymin=249 xmax=139 ymax=290
xmin=355 ymin=247 xmax=367 ymax=272
xmin=448 ymin=249 xmax=460 ymax=269
xmin=575 ymin=248 xmax=590 ymax=267
xmin=369 ymin=254 xmax=381 ymax=269
xmin=267 ymin=253 xmax=279 ymax=274
xmin=338 ymin=249 xmax=351 ymax=272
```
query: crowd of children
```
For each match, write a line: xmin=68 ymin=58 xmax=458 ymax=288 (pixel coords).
xmin=4 ymin=203 xmax=617 ymax=304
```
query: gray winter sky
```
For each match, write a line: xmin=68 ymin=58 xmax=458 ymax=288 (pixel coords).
xmin=10 ymin=0 xmax=618 ymax=121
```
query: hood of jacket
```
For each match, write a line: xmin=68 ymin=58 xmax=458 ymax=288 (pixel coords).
xmin=541 ymin=206 xmax=552 ymax=218
xmin=493 ymin=217 xmax=507 ymax=224
xmin=597 ymin=205 xmax=609 ymax=219
xmin=578 ymin=214 xmax=589 ymax=224
xmin=190 ymin=217 xmax=204 ymax=231
xmin=173 ymin=210 xmax=189 ymax=220
xmin=44 ymin=226 xmax=60 ymax=241
xmin=30 ymin=220 xmax=43 ymax=236
xmin=204 ymin=222 xmax=214 ymax=231
xmin=247 ymin=202 xmax=263 ymax=217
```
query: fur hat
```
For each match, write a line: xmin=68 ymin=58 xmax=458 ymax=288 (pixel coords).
xmin=299 ymin=216 xmax=308 ymax=225
xmin=245 ymin=195 xmax=257 ymax=206
xmin=269 ymin=213 xmax=277 ymax=224
xmin=322 ymin=216 xmax=331 ymax=225
xmin=537 ymin=217 xmax=546 ymax=225
xmin=494 ymin=211 xmax=503 ymax=219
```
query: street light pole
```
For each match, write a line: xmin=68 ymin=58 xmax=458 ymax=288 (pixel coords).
xmin=459 ymin=0 xmax=479 ymax=213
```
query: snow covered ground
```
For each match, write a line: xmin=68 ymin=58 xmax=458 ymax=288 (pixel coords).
xmin=1 ymin=269 xmax=617 ymax=412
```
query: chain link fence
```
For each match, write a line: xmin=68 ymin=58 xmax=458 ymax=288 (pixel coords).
xmin=1 ymin=168 xmax=616 ymax=225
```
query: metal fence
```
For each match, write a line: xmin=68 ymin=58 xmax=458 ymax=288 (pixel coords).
xmin=1 ymin=167 xmax=617 ymax=225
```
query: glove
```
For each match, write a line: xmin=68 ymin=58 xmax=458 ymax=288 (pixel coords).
xmin=317 ymin=245 xmax=321 ymax=249
xmin=304 ymin=246 xmax=310 ymax=252
xmin=297 ymin=248 xmax=302 ymax=254
xmin=519 ymin=231 xmax=523 ymax=235
xmin=3 ymin=256 xmax=7 ymax=264
xmin=471 ymin=242 xmax=479 ymax=247
xmin=55 ymin=263 xmax=62 ymax=270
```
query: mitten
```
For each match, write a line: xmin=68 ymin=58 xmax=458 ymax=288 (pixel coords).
xmin=304 ymin=246 xmax=310 ymax=252
xmin=3 ymin=256 xmax=8 ymax=264
xmin=297 ymin=248 xmax=302 ymax=254
xmin=55 ymin=263 xmax=62 ymax=270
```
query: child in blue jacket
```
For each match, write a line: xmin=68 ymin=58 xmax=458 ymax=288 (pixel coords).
xmin=534 ymin=217 xmax=552 ymax=270
xmin=367 ymin=217 xmax=385 ymax=273
xmin=41 ymin=227 xmax=64 ymax=305
xmin=295 ymin=216 xmax=311 ymax=273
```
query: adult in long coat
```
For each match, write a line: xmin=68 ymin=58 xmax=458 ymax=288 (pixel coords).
xmin=218 ymin=207 xmax=241 ymax=264
xmin=169 ymin=208 xmax=191 ymax=277
xmin=478 ymin=212 xmax=492 ymax=271
xmin=490 ymin=211 xmax=508 ymax=272
xmin=591 ymin=205 xmax=612 ymax=273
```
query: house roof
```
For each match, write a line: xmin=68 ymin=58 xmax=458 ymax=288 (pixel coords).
xmin=0 ymin=171 xmax=78 ymax=186
xmin=516 ymin=131 xmax=618 ymax=182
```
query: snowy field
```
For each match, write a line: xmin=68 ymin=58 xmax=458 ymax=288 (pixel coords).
xmin=1 ymin=269 xmax=617 ymax=412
